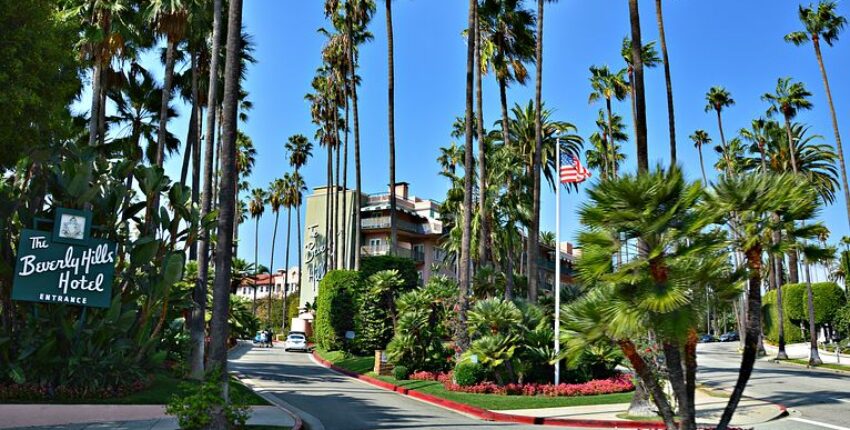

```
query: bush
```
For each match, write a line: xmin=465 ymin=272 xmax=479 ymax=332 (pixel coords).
xmin=443 ymin=374 xmax=634 ymax=397
xmin=360 ymin=256 xmax=418 ymax=290
xmin=811 ymin=282 xmax=847 ymax=325
xmin=314 ymin=270 xmax=360 ymax=351
xmin=781 ymin=283 xmax=807 ymax=322
xmin=454 ymin=362 xmax=487 ymax=387
xmin=763 ymin=290 xmax=804 ymax=343
xmin=165 ymin=369 xmax=250 ymax=430
xmin=392 ymin=365 xmax=410 ymax=380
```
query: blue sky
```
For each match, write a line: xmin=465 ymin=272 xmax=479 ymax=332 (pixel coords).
xmin=152 ymin=0 xmax=850 ymax=271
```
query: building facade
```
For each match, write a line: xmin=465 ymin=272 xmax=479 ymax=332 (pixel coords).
xmin=299 ymin=182 xmax=449 ymax=307
xmin=237 ymin=267 xmax=300 ymax=301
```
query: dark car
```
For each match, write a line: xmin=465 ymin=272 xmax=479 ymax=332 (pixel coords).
xmin=699 ymin=334 xmax=717 ymax=343
xmin=719 ymin=332 xmax=739 ymax=342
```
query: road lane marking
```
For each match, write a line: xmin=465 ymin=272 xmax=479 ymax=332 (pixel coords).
xmin=789 ymin=417 xmax=850 ymax=430
xmin=836 ymin=398 xmax=850 ymax=403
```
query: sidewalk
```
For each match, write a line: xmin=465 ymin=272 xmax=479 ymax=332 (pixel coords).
xmin=0 ymin=405 xmax=295 ymax=430
xmin=763 ymin=342 xmax=850 ymax=366
xmin=496 ymin=388 xmax=784 ymax=427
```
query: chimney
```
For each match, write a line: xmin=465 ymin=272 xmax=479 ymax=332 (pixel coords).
xmin=393 ymin=182 xmax=410 ymax=200
xmin=564 ymin=242 xmax=573 ymax=256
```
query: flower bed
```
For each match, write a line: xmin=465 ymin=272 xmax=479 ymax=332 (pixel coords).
xmin=408 ymin=370 xmax=634 ymax=397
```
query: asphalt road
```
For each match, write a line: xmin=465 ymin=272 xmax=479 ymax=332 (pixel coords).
xmin=698 ymin=342 xmax=850 ymax=430
xmin=229 ymin=344 xmax=542 ymax=430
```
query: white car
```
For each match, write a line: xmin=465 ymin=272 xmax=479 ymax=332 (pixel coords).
xmin=284 ymin=333 xmax=308 ymax=352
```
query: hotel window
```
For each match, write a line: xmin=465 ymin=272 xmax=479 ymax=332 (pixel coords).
xmin=369 ymin=238 xmax=381 ymax=250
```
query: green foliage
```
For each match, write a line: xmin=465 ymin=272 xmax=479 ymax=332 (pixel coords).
xmin=835 ymin=304 xmax=850 ymax=337
xmin=782 ymin=283 xmax=808 ymax=322
xmin=763 ymin=290 xmax=805 ymax=343
xmin=165 ymin=369 xmax=250 ymax=430
xmin=392 ymin=365 xmax=410 ymax=380
xmin=360 ymin=256 xmax=418 ymax=290
xmin=386 ymin=276 xmax=457 ymax=371
xmin=811 ymin=282 xmax=847 ymax=325
xmin=314 ymin=270 xmax=359 ymax=350
xmin=454 ymin=362 xmax=488 ymax=386
xmin=0 ymin=0 xmax=81 ymax=169
xmin=355 ymin=269 xmax=405 ymax=352
xmin=255 ymin=293 xmax=299 ymax=332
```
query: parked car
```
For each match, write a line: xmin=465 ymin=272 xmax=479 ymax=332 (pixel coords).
xmin=253 ymin=331 xmax=263 ymax=344
xmin=284 ymin=333 xmax=308 ymax=352
xmin=719 ymin=332 xmax=739 ymax=342
xmin=699 ymin=334 xmax=718 ymax=343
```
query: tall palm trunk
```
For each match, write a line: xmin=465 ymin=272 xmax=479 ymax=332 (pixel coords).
xmin=654 ymin=0 xmax=676 ymax=163
xmin=618 ymin=339 xmax=677 ymax=429
xmin=605 ymin=99 xmax=617 ymax=178
xmin=190 ymin=53 xmax=202 ymax=262
xmin=717 ymin=245 xmax=764 ymax=430
xmin=325 ymin=146 xmax=332 ymax=269
xmin=715 ymin=109 xmax=732 ymax=173
xmin=157 ymin=40 xmax=177 ymax=167
xmin=297 ymin=196 xmax=303 ymax=293
xmin=180 ymin=106 xmax=197 ymax=188
xmin=191 ymin=0 xmax=223 ymax=381
xmin=282 ymin=206 xmax=292 ymax=331
xmin=88 ymin=60 xmax=103 ymax=146
xmin=269 ymin=210 xmax=279 ymax=327
xmin=697 ymin=144 xmax=707 ymax=183
xmin=784 ymin=115 xmax=800 ymax=284
xmin=457 ymin=0 xmax=476 ymax=353
xmin=342 ymin=93 xmax=350 ymax=269
xmin=98 ymin=66 xmax=108 ymax=146
xmin=334 ymin=136 xmax=341 ymax=268
xmin=811 ymin=36 xmax=850 ymax=229
xmin=475 ymin=6 xmax=490 ymax=268
xmin=208 ymin=0 xmax=243 ymax=424
xmin=386 ymin=0 xmax=398 ymax=256
xmin=527 ymin=0 xmax=546 ymax=305
xmin=253 ymin=217 xmax=259 ymax=315
xmin=628 ymin=0 xmax=648 ymax=173
xmin=774 ymin=226 xmax=789 ymax=360
xmin=348 ymin=22 xmax=363 ymax=271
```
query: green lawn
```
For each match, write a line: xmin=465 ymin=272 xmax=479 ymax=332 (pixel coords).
xmin=788 ymin=358 xmax=850 ymax=372
xmin=315 ymin=349 xmax=633 ymax=410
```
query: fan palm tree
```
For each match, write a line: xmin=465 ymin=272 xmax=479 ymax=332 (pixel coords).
xmin=739 ymin=118 xmax=776 ymax=172
xmin=621 ymin=38 xmax=660 ymax=154
xmin=627 ymin=0 xmax=649 ymax=173
xmin=588 ymin=65 xmax=629 ymax=178
xmin=689 ymin=130 xmax=711 ymax=183
xmin=707 ymin=172 xmax=821 ymax=430
xmin=763 ymin=78 xmax=814 ymax=286
xmin=577 ymin=166 xmax=731 ymax=429
xmin=286 ymin=134 xmax=314 ymax=291
xmin=281 ymin=172 xmax=306 ymax=331
xmin=208 ymin=0 xmax=244 ymax=420
xmin=248 ymin=188 xmax=267 ymax=314
xmin=457 ymin=0 xmax=477 ymax=353
xmin=713 ymin=137 xmax=753 ymax=176
xmin=786 ymin=0 xmax=850 ymax=229
xmin=190 ymin=0 xmax=224 ymax=381
xmin=265 ymin=178 xmax=285 ymax=326
xmin=382 ymin=0 xmax=398 ymax=256
xmin=705 ymin=86 xmax=735 ymax=174
xmin=144 ymin=0 xmax=191 ymax=168
xmin=586 ymin=110 xmax=627 ymax=180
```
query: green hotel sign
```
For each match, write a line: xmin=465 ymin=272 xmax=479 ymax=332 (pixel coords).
xmin=11 ymin=208 xmax=116 ymax=308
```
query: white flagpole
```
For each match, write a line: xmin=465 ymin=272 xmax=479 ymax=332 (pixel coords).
xmin=554 ymin=138 xmax=561 ymax=385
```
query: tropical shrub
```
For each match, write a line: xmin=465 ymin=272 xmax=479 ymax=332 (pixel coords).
xmin=355 ymin=270 xmax=404 ymax=352
xmin=314 ymin=270 xmax=359 ymax=351
xmin=392 ymin=365 xmax=410 ymax=380
xmin=386 ymin=276 xmax=456 ymax=371
xmin=763 ymin=290 xmax=805 ymax=343
xmin=360 ymin=256 xmax=418 ymax=290
xmin=165 ymin=369 xmax=250 ymax=430
xmin=836 ymin=304 xmax=850 ymax=337
xmin=453 ymin=362 xmax=488 ymax=386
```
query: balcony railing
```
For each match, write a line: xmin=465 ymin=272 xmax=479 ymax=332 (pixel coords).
xmin=361 ymin=244 xmax=412 ymax=259
xmin=361 ymin=216 xmax=428 ymax=234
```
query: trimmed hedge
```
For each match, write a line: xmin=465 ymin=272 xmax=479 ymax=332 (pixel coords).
xmin=763 ymin=290 xmax=804 ymax=343
xmin=779 ymin=282 xmax=846 ymax=325
xmin=781 ymin=283 xmax=807 ymax=322
xmin=315 ymin=270 xmax=360 ymax=351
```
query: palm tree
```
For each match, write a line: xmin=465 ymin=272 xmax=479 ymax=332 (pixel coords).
xmin=763 ymin=77 xmax=814 ymax=287
xmin=234 ymin=132 xmax=257 ymax=256
xmin=191 ymin=0 xmax=223 ymax=382
xmin=588 ymin=65 xmax=629 ymax=178
xmin=282 ymin=172 xmax=307 ymax=330
xmin=145 ymin=0 xmax=190 ymax=168
xmin=708 ymin=173 xmax=821 ymax=430
xmin=785 ymin=0 xmax=850 ymax=230
xmin=689 ymin=129 xmax=711 ymax=183
xmin=705 ymin=86 xmax=735 ymax=174
xmin=475 ymin=0 xmax=491 ymax=269
xmin=208 ymin=0 xmax=244 ymax=420
xmin=458 ymin=0 xmax=477 ymax=353
xmin=266 ymin=178 xmax=285 ymax=327
xmin=531 ymin=0 xmax=559 ymax=306
xmin=654 ymin=0 xmax=676 ymax=163
xmin=286 ymin=134 xmax=314 ymax=292
xmin=739 ymin=118 xmax=775 ymax=172
xmin=621 ymin=38 xmax=660 ymax=153
xmin=585 ymin=110 xmax=627 ymax=179
xmin=627 ymin=0 xmax=649 ymax=173
xmin=248 ymin=188 xmax=267 ymax=315
xmin=384 ymin=0 xmax=398 ymax=256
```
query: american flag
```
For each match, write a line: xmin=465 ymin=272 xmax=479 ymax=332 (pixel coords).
xmin=559 ymin=152 xmax=591 ymax=184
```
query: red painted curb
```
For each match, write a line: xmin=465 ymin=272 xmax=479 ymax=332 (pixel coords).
xmin=311 ymin=351 xmax=666 ymax=428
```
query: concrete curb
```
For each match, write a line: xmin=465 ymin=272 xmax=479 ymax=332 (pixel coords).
xmin=768 ymin=358 xmax=850 ymax=375
xmin=310 ymin=350 xmax=665 ymax=429
xmin=230 ymin=342 xmax=304 ymax=430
